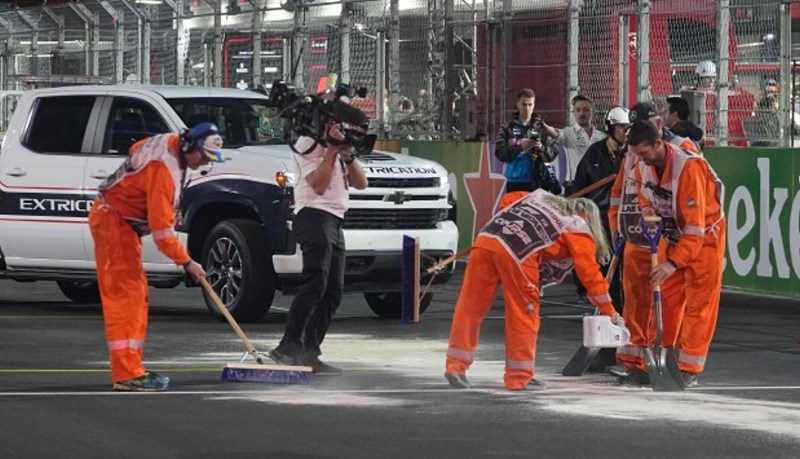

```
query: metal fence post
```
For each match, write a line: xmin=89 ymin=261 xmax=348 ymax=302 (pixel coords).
xmin=251 ymin=1 xmax=264 ymax=89
xmin=0 ymin=16 xmax=13 ymax=90
xmin=376 ymin=29 xmax=386 ymax=138
xmin=780 ymin=0 xmax=792 ymax=147
xmin=716 ymin=0 xmax=730 ymax=146
xmin=99 ymin=1 xmax=124 ymax=84
xmin=15 ymin=10 xmax=39 ymax=76
xmin=339 ymin=1 xmax=351 ymax=85
xmin=636 ymin=0 xmax=651 ymax=102
xmin=568 ymin=0 xmax=581 ymax=111
xmin=501 ymin=0 xmax=512 ymax=121
xmin=388 ymin=0 xmax=400 ymax=138
xmin=292 ymin=0 xmax=307 ymax=92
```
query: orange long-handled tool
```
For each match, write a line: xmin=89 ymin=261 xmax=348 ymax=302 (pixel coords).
xmin=425 ymin=175 xmax=618 ymax=276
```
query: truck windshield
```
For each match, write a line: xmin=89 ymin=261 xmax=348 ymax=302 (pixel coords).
xmin=166 ymin=97 xmax=287 ymax=147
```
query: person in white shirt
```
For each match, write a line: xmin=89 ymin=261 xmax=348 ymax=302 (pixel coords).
xmin=543 ymin=95 xmax=606 ymax=194
xmin=270 ymin=124 xmax=368 ymax=375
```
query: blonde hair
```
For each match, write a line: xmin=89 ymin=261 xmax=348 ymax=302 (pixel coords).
xmin=541 ymin=194 xmax=611 ymax=265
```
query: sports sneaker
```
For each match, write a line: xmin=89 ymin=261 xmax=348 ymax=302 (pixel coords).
xmin=269 ymin=348 xmax=302 ymax=366
xmin=527 ymin=378 xmax=547 ymax=390
xmin=445 ymin=372 xmax=471 ymax=389
xmin=606 ymin=365 xmax=630 ymax=377
xmin=304 ymin=355 xmax=343 ymax=376
xmin=617 ymin=370 xmax=651 ymax=386
xmin=681 ymin=371 xmax=698 ymax=388
xmin=113 ymin=371 xmax=169 ymax=392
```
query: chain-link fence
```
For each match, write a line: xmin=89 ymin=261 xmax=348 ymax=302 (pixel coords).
xmin=0 ymin=0 xmax=792 ymax=146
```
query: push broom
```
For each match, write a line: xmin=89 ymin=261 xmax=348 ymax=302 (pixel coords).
xmin=200 ymin=277 xmax=313 ymax=384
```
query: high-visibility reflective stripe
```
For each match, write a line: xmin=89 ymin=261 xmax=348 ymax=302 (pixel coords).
xmin=682 ymin=225 xmax=705 ymax=237
xmin=617 ymin=345 xmax=641 ymax=357
xmin=152 ymin=228 xmax=177 ymax=241
xmin=588 ymin=293 xmax=612 ymax=306
xmin=506 ymin=359 xmax=535 ymax=371
xmin=446 ymin=346 xmax=473 ymax=363
xmin=678 ymin=350 xmax=706 ymax=365
xmin=610 ymin=197 xmax=621 ymax=206
xmin=108 ymin=339 xmax=143 ymax=351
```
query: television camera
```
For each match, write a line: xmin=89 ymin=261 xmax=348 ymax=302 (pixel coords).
xmin=265 ymin=79 xmax=377 ymax=157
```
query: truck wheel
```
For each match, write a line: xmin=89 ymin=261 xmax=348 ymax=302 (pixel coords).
xmin=202 ymin=219 xmax=276 ymax=323
xmin=363 ymin=292 xmax=433 ymax=319
xmin=57 ymin=281 xmax=101 ymax=304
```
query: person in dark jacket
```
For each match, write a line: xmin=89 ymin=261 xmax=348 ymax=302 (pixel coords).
xmin=494 ymin=88 xmax=561 ymax=194
xmin=664 ymin=96 xmax=704 ymax=146
xmin=572 ymin=106 xmax=629 ymax=313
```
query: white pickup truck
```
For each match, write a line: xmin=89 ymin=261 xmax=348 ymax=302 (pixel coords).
xmin=0 ymin=85 xmax=458 ymax=321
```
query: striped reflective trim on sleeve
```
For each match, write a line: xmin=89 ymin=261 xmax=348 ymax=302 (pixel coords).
xmin=588 ymin=292 xmax=612 ymax=307
xmin=506 ymin=358 xmax=535 ymax=371
xmin=152 ymin=228 xmax=177 ymax=241
xmin=609 ymin=197 xmax=621 ymax=206
xmin=617 ymin=345 xmax=641 ymax=357
xmin=678 ymin=350 xmax=706 ymax=366
xmin=108 ymin=338 xmax=144 ymax=351
xmin=682 ymin=225 xmax=705 ymax=237
xmin=446 ymin=346 xmax=474 ymax=364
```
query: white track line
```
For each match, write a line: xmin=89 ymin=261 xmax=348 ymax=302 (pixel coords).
xmin=1 ymin=385 xmax=800 ymax=397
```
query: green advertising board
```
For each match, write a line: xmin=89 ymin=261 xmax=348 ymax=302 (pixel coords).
xmin=400 ymin=141 xmax=800 ymax=298
xmin=705 ymin=147 xmax=800 ymax=297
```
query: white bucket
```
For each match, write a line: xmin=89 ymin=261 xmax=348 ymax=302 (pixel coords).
xmin=582 ymin=315 xmax=631 ymax=348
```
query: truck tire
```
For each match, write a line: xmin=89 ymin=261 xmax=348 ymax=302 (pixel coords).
xmin=201 ymin=219 xmax=276 ymax=323
xmin=363 ymin=292 xmax=433 ymax=319
xmin=56 ymin=281 xmax=101 ymax=304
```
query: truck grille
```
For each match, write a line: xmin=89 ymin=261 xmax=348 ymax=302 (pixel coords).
xmin=367 ymin=177 xmax=440 ymax=188
xmin=344 ymin=209 xmax=441 ymax=229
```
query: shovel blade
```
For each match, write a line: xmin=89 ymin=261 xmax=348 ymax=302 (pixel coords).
xmin=561 ymin=346 xmax=601 ymax=376
xmin=643 ymin=347 xmax=684 ymax=392
xmin=660 ymin=347 xmax=686 ymax=389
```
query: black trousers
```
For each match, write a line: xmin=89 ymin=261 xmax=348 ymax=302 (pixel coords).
xmin=277 ymin=207 xmax=345 ymax=358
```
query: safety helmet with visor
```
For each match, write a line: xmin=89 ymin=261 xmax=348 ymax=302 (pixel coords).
xmin=604 ymin=107 xmax=630 ymax=134
xmin=695 ymin=60 xmax=717 ymax=78
xmin=184 ymin=122 xmax=225 ymax=163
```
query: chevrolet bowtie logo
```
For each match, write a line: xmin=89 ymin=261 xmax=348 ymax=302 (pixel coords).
xmin=384 ymin=190 xmax=413 ymax=205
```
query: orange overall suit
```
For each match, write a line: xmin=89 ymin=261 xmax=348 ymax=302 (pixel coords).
xmin=634 ymin=143 xmax=725 ymax=374
xmin=446 ymin=190 xmax=615 ymax=390
xmin=88 ymin=134 xmax=192 ymax=383
xmin=609 ymin=133 xmax=699 ymax=371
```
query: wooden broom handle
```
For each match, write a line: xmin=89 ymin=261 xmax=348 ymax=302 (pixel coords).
xmin=425 ymin=246 xmax=473 ymax=275
xmin=200 ymin=277 xmax=263 ymax=364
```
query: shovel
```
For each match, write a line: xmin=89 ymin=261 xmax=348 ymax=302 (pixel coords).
xmin=561 ymin=235 xmax=625 ymax=376
xmin=641 ymin=216 xmax=685 ymax=391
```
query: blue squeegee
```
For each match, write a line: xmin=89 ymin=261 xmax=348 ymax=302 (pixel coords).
xmin=200 ymin=278 xmax=313 ymax=385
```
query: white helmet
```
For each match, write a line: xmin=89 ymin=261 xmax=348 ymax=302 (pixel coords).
xmin=695 ymin=60 xmax=717 ymax=78
xmin=604 ymin=107 xmax=630 ymax=133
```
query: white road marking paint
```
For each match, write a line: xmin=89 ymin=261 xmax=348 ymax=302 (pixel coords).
xmin=62 ymin=334 xmax=800 ymax=440
xmin=524 ymin=378 xmax=800 ymax=439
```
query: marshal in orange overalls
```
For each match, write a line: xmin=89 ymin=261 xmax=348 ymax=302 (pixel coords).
xmin=632 ymin=142 xmax=725 ymax=375
xmin=608 ymin=133 xmax=699 ymax=371
xmin=88 ymin=134 xmax=192 ymax=383
xmin=445 ymin=190 xmax=616 ymax=390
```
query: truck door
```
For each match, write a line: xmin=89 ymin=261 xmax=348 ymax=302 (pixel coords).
xmin=0 ymin=95 xmax=97 ymax=269
xmin=83 ymin=95 xmax=183 ymax=272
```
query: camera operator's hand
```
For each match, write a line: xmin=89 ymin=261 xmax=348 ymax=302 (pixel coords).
xmin=338 ymin=147 xmax=357 ymax=165
xmin=326 ymin=123 xmax=347 ymax=144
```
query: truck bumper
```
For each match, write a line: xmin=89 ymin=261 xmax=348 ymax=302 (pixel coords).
xmin=274 ymin=220 xmax=459 ymax=293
